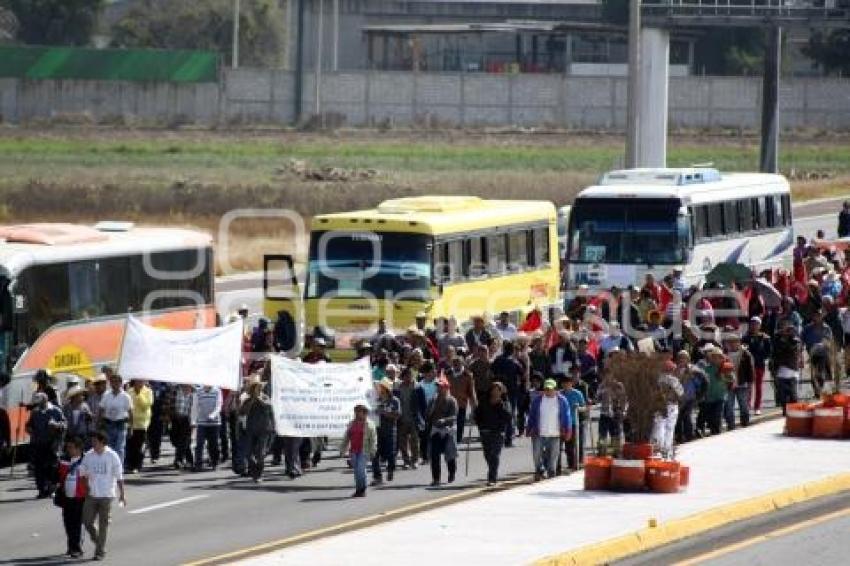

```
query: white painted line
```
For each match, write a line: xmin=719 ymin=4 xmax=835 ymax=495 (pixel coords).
xmin=128 ymin=495 xmax=210 ymax=515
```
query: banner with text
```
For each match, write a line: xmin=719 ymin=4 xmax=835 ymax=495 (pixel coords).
xmin=118 ymin=316 xmax=242 ymax=390
xmin=270 ymin=356 xmax=373 ymax=438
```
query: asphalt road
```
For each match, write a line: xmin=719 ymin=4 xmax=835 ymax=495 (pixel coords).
xmin=0 ymin=200 xmax=842 ymax=566
xmin=0 ymin=430 xmax=540 ymax=566
xmin=615 ymin=490 xmax=850 ymax=566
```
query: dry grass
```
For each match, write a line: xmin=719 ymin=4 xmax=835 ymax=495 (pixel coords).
xmin=2 ymin=127 xmax=849 ymax=272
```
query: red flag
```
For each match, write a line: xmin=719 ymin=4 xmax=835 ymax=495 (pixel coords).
xmin=519 ymin=309 xmax=542 ymax=332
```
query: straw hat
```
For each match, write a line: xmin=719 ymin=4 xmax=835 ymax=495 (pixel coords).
xmin=65 ymin=385 xmax=86 ymax=400
xmin=91 ymin=373 xmax=108 ymax=384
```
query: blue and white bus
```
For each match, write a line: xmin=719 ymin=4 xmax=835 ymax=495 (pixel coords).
xmin=564 ymin=168 xmax=793 ymax=290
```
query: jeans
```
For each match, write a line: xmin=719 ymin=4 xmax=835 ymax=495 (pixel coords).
xmin=565 ymin=420 xmax=586 ymax=470
xmin=776 ymin=378 xmax=798 ymax=415
xmin=282 ymin=436 xmax=303 ymax=475
xmin=396 ymin=421 xmax=419 ymax=465
xmin=125 ymin=428 xmax=147 ymax=471
xmin=724 ymin=386 xmax=751 ymax=430
xmin=169 ymin=415 xmax=193 ymax=467
xmin=351 ymin=451 xmax=368 ymax=493
xmin=230 ymin=413 xmax=245 ymax=474
xmin=371 ymin=430 xmax=396 ymax=480
xmin=480 ymin=430 xmax=504 ymax=482
xmin=418 ymin=427 xmax=431 ymax=463
xmin=83 ymin=496 xmax=111 ymax=557
xmin=194 ymin=425 xmax=220 ymax=469
xmin=104 ymin=420 xmax=127 ymax=464
xmin=62 ymin=497 xmax=85 ymax=554
xmin=429 ymin=433 xmax=457 ymax=482
xmin=532 ymin=436 xmax=560 ymax=477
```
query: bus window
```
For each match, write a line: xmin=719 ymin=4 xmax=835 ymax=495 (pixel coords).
xmin=738 ymin=198 xmax=753 ymax=232
xmin=448 ymin=240 xmax=464 ymax=281
xmin=723 ymin=201 xmax=739 ymax=234
xmin=434 ymin=242 xmax=450 ymax=284
xmin=99 ymin=257 xmax=132 ymax=315
xmin=508 ymin=231 xmax=528 ymax=271
xmin=467 ymin=237 xmax=486 ymax=278
xmin=757 ymin=196 xmax=769 ymax=230
xmin=751 ymin=198 xmax=761 ymax=230
xmin=782 ymin=194 xmax=792 ymax=226
xmin=69 ymin=261 xmax=103 ymax=319
xmin=534 ymin=227 xmax=550 ymax=267
xmin=771 ymin=196 xmax=783 ymax=227
xmin=692 ymin=206 xmax=708 ymax=241
xmin=488 ymin=234 xmax=507 ymax=274
xmin=707 ymin=204 xmax=723 ymax=237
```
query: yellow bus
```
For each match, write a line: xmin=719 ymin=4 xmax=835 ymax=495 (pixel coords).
xmin=263 ymin=196 xmax=560 ymax=356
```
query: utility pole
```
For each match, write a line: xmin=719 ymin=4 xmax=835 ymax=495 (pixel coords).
xmin=294 ymin=0 xmax=305 ymax=124
xmin=625 ymin=0 xmax=641 ymax=168
xmin=315 ymin=0 xmax=324 ymax=116
xmin=232 ymin=0 xmax=241 ymax=69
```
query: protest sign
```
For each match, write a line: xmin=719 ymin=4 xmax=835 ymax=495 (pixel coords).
xmin=270 ymin=356 xmax=373 ymax=437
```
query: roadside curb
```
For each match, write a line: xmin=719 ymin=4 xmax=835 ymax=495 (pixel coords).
xmin=183 ymin=472 xmax=535 ymax=566
xmin=533 ymin=472 xmax=850 ymax=566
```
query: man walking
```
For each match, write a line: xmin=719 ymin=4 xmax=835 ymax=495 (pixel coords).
xmin=239 ymin=379 xmax=274 ymax=483
xmin=126 ymin=379 xmax=153 ymax=473
xmin=80 ymin=430 xmax=126 ymax=561
xmin=396 ymin=367 xmax=420 ymax=469
xmin=26 ymin=392 xmax=66 ymax=498
xmin=192 ymin=385 xmax=222 ymax=471
xmin=474 ymin=382 xmax=512 ymax=486
xmin=58 ymin=436 xmax=86 ymax=558
xmin=167 ymin=384 xmax=195 ymax=469
xmin=371 ymin=378 xmax=400 ymax=485
xmin=526 ymin=379 xmax=572 ymax=480
xmin=99 ymin=373 xmax=132 ymax=464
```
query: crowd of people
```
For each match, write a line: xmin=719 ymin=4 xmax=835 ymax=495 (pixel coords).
xmin=20 ymin=221 xmax=850 ymax=560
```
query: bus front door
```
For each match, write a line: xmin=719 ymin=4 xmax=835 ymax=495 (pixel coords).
xmin=263 ymin=254 xmax=304 ymax=357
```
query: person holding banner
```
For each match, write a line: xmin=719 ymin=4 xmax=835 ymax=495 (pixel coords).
xmin=371 ymin=378 xmax=401 ymax=485
xmin=427 ymin=378 xmax=458 ymax=486
xmin=340 ymin=404 xmax=377 ymax=497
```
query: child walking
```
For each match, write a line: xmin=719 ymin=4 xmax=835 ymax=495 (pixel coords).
xmin=340 ymin=403 xmax=377 ymax=497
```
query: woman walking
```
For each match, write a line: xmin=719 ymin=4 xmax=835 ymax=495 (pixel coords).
xmin=427 ymin=378 xmax=458 ymax=486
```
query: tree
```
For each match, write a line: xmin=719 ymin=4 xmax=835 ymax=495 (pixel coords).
xmin=0 ymin=0 xmax=104 ymax=46
xmin=111 ymin=0 xmax=286 ymax=68
xmin=804 ymin=30 xmax=850 ymax=76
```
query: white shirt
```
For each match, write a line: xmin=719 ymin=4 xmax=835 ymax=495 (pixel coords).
xmin=80 ymin=447 xmax=123 ymax=498
xmin=100 ymin=389 xmax=132 ymax=422
xmin=496 ymin=323 xmax=518 ymax=342
xmin=539 ymin=395 xmax=561 ymax=437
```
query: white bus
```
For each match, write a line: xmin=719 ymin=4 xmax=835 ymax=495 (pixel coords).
xmin=564 ymin=168 xmax=793 ymax=291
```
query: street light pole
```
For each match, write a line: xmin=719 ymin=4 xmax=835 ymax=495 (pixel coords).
xmin=232 ymin=0 xmax=241 ymax=69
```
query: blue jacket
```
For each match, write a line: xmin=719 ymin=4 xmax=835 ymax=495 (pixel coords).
xmin=526 ymin=393 xmax=572 ymax=437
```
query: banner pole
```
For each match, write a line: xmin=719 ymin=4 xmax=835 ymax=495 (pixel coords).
xmin=114 ymin=314 xmax=132 ymax=376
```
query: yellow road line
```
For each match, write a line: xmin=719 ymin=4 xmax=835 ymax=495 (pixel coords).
xmin=673 ymin=505 xmax=850 ymax=566
xmin=534 ymin=473 xmax=850 ymax=566
xmin=183 ymin=473 xmax=533 ymax=566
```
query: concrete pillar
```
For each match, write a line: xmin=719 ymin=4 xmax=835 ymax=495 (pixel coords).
xmin=636 ymin=27 xmax=669 ymax=168
xmin=760 ymin=27 xmax=781 ymax=174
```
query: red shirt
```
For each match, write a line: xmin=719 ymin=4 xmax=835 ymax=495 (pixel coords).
xmin=349 ymin=420 xmax=365 ymax=454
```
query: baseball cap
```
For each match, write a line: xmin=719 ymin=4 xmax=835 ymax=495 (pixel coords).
xmin=543 ymin=379 xmax=557 ymax=390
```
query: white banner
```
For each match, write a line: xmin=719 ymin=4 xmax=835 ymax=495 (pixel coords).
xmin=271 ymin=356 xmax=374 ymax=438
xmin=117 ymin=316 xmax=242 ymax=390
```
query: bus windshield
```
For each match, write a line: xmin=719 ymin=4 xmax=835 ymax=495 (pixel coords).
xmin=306 ymin=231 xmax=432 ymax=301
xmin=568 ymin=198 xmax=687 ymax=265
